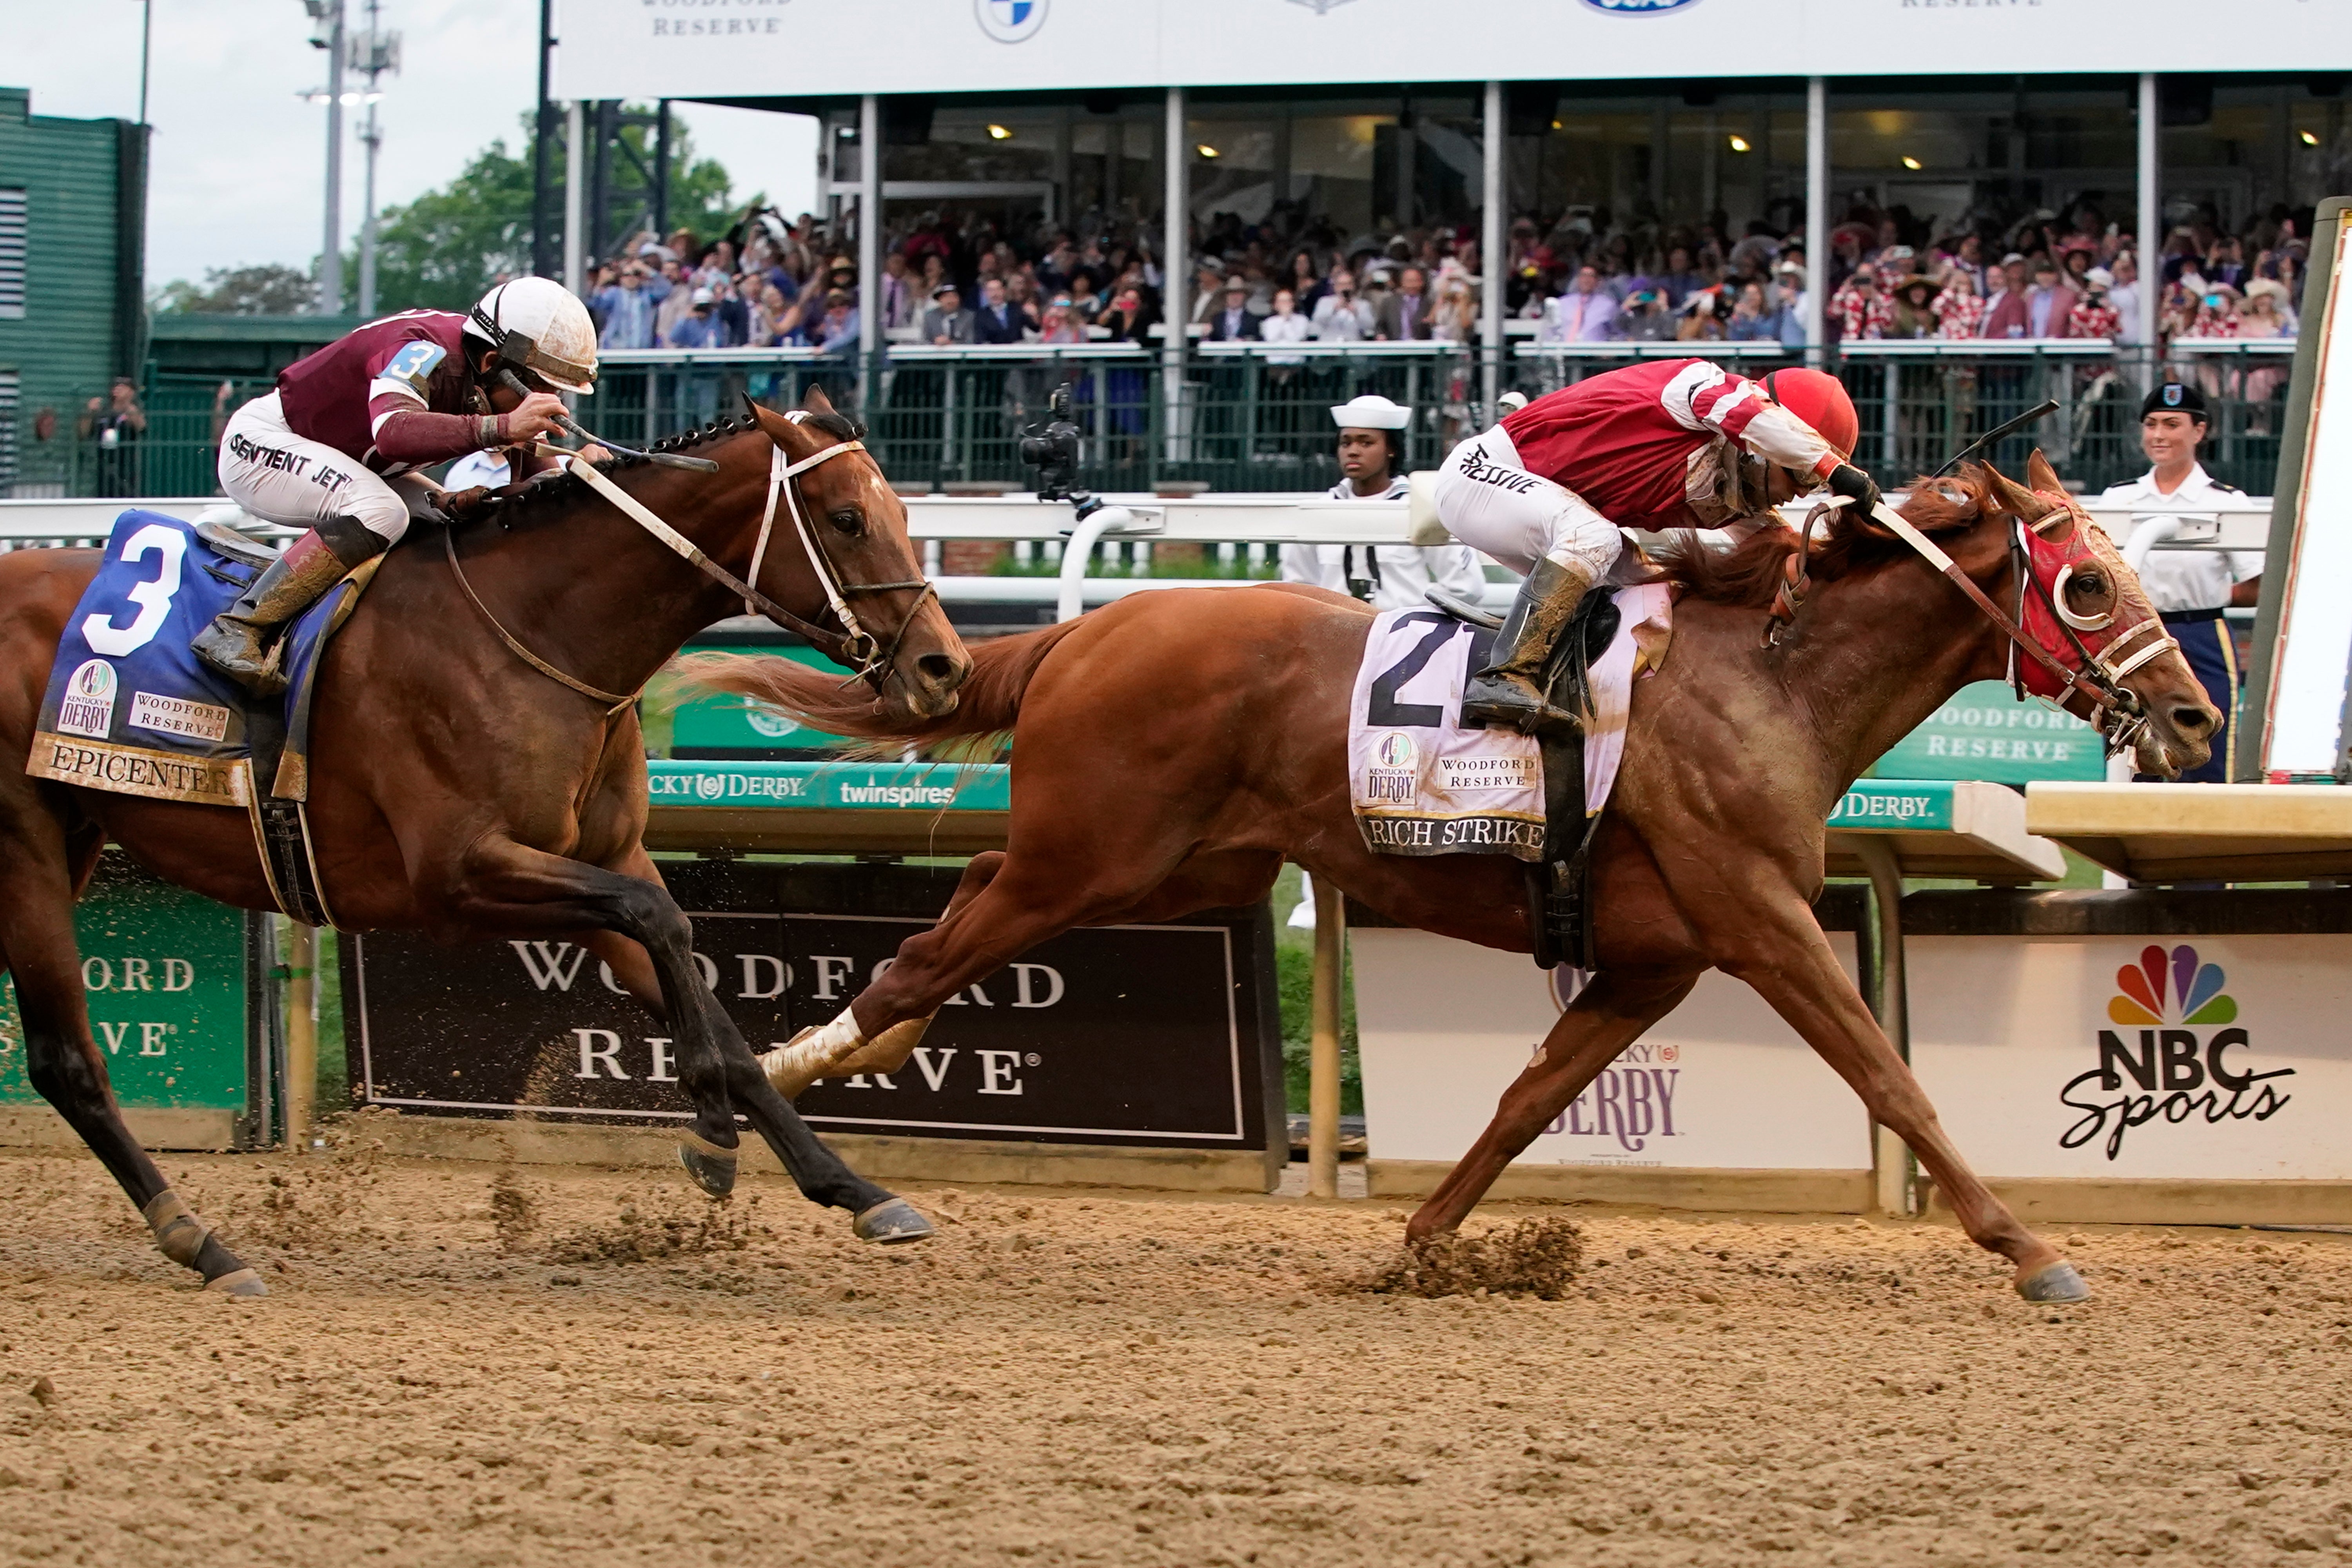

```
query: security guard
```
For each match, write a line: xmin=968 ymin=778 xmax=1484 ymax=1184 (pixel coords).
xmin=2095 ymin=381 xmax=2259 ymax=783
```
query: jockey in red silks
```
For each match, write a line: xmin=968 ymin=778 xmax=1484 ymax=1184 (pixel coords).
xmin=194 ymin=276 xmax=599 ymax=693
xmin=1434 ymin=360 xmax=1870 ymax=734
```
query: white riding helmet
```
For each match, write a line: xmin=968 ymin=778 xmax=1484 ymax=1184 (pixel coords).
xmin=463 ymin=276 xmax=599 ymax=394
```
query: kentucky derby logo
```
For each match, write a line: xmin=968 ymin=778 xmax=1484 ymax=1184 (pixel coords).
xmin=1581 ymin=0 xmax=1702 ymax=12
xmin=1365 ymin=731 xmax=1417 ymax=805
xmin=975 ymin=0 xmax=1048 ymax=42
xmin=56 ymin=658 xmax=119 ymax=739
xmin=2060 ymin=944 xmax=2292 ymax=1160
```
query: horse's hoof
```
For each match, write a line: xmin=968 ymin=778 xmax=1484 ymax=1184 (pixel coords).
xmin=2016 ymin=1259 xmax=2089 ymax=1303
xmin=205 ymin=1268 xmax=268 ymax=1298
xmin=853 ymin=1198 xmax=934 ymax=1245
xmin=677 ymin=1142 xmax=739 ymax=1199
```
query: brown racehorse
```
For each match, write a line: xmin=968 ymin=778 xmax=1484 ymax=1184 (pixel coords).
xmin=0 ymin=388 xmax=966 ymax=1294
xmin=690 ymin=456 xmax=2219 ymax=1303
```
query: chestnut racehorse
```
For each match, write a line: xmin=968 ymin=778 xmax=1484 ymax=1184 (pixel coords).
xmin=692 ymin=456 xmax=2218 ymax=1303
xmin=0 ymin=388 xmax=966 ymax=1294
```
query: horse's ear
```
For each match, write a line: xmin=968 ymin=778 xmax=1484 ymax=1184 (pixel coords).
xmin=2025 ymin=449 xmax=2066 ymax=496
xmin=800 ymin=383 xmax=838 ymax=417
xmin=1980 ymin=461 xmax=2054 ymax=526
xmin=747 ymin=400 xmax=804 ymax=450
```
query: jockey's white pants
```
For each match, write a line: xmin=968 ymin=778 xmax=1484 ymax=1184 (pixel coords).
xmin=217 ymin=393 xmax=416 ymax=546
xmin=1433 ymin=423 xmax=1623 ymax=584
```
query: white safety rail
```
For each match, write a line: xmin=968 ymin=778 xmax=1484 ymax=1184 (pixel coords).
xmin=0 ymin=492 xmax=2276 ymax=622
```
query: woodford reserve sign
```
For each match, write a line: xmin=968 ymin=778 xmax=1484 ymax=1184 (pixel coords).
xmin=343 ymin=860 xmax=1285 ymax=1155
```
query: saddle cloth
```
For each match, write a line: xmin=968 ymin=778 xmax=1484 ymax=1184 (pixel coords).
xmin=27 ymin=510 xmax=367 ymax=809
xmin=1348 ymin=583 xmax=1673 ymax=862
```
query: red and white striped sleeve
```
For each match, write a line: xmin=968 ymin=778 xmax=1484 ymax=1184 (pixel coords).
xmin=1659 ymin=360 xmax=1842 ymax=481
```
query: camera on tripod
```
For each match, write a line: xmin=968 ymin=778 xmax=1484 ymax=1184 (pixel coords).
xmin=1017 ymin=383 xmax=1085 ymax=503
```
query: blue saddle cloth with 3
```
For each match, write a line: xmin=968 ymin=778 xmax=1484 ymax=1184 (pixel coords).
xmin=28 ymin=509 xmax=361 ymax=809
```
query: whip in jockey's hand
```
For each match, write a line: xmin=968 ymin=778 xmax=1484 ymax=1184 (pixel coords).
xmin=1432 ymin=359 xmax=1862 ymax=737
xmin=193 ymin=276 xmax=602 ymax=695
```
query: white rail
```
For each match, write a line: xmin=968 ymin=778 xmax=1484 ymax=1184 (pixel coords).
xmin=0 ymin=493 xmax=2277 ymax=551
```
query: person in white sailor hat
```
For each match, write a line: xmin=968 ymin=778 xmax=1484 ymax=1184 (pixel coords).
xmin=1278 ymin=392 xmax=1485 ymax=612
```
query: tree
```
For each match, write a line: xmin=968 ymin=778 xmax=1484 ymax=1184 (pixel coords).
xmin=347 ymin=109 xmax=742 ymax=314
xmin=152 ymin=264 xmax=318 ymax=315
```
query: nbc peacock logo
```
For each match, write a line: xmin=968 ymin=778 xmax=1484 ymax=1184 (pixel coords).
xmin=2061 ymin=944 xmax=2292 ymax=1160
xmin=2107 ymin=944 xmax=2235 ymax=1028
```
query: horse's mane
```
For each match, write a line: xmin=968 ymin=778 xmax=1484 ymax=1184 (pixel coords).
xmin=480 ymin=404 xmax=865 ymax=522
xmin=1650 ymin=465 xmax=1997 ymax=608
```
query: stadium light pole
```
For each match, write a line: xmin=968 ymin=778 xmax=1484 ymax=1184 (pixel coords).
xmin=307 ymin=0 xmax=348 ymax=316
xmin=352 ymin=0 xmax=400 ymax=317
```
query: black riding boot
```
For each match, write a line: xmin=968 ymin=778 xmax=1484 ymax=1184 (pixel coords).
xmin=1459 ymin=557 xmax=1590 ymax=737
xmin=192 ymin=518 xmax=384 ymax=695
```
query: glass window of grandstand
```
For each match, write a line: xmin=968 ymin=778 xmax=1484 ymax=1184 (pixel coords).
xmin=860 ymin=99 xmax=1168 ymax=495
xmin=1504 ymin=82 xmax=1809 ymax=399
xmin=1826 ymin=79 xmax=2140 ymax=486
xmin=2156 ymin=76 xmax=2344 ymax=488
xmin=1183 ymin=92 xmax=1485 ymax=489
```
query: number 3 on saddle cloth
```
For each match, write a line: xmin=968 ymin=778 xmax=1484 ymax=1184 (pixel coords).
xmin=26 ymin=509 xmax=383 ymax=928
xmin=1346 ymin=582 xmax=1674 ymax=972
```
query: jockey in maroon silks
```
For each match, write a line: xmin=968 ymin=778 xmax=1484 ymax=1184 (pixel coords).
xmin=1434 ymin=360 xmax=1871 ymax=734
xmin=195 ymin=277 xmax=599 ymax=693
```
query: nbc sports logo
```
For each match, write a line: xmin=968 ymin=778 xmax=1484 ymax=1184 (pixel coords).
xmin=975 ymin=0 xmax=1048 ymax=42
xmin=2060 ymin=944 xmax=2292 ymax=1160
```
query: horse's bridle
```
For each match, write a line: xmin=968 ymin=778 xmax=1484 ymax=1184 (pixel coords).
xmin=1865 ymin=491 xmax=2171 ymax=760
xmin=559 ymin=418 xmax=934 ymax=695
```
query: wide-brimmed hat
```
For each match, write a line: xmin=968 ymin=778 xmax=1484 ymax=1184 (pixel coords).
xmin=1894 ymin=273 xmax=1938 ymax=300
xmin=2243 ymin=277 xmax=2291 ymax=308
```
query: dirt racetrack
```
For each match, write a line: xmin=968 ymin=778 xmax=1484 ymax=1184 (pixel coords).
xmin=2 ymin=1133 xmax=2350 ymax=1568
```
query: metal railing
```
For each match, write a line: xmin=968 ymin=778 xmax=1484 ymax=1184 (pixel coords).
xmin=18 ymin=340 xmax=2298 ymax=504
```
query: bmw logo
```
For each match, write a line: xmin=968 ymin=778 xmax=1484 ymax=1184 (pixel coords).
xmin=976 ymin=0 xmax=1049 ymax=42
xmin=1580 ymin=0 xmax=1701 ymax=12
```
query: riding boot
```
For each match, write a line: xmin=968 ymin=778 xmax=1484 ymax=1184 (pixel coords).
xmin=192 ymin=519 xmax=383 ymax=696
xmin=1459 ymin=557 xmax=1591 ymax=737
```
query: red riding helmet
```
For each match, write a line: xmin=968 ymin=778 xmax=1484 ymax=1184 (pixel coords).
xmin=1760 ymin=368 xmax=1859 ymax=462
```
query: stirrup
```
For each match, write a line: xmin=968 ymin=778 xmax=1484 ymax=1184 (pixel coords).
xmin=1460 ymin=675 xmax=1581 ymax=737
xmin=192 ymin=620 xmax=290 ymax=696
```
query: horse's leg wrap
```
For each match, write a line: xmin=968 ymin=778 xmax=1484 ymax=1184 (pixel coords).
xmin=833 ymin=1012 xmax=940 ymax=1078
xmin=756 ymin=1007 xmax=867 ymax=1100
xmin=143 ymin=1191 xmax=269 ymax=1295
xmin=143 ymin=1189 xmax=210 ymax=1268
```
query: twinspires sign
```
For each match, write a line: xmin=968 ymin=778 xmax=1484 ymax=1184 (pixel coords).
xmin=346 ymin=861 xmax=1284 ymax=1153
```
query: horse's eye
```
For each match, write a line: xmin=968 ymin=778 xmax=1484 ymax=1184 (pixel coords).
xmin=829 ymin=508 xmax=864 ymax=536
xmin=2071 ymin=572 xmax=2107 ymax=598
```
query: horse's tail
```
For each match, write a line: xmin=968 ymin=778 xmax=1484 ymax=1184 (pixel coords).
xmin=677 ymin=619 xmax=1084 ymax=748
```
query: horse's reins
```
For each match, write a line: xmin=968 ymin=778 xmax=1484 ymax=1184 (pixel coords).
xmin=443 ymin=421 xmax=934 ymax=708
xmin=1862 ymin=494 xmax=2166 ymax=757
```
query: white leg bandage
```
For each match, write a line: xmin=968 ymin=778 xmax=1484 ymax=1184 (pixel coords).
xmin=756 ymin=1007 xmax=866 ymax=1099
xmin=1434 ymin=423 xmax=1623 ymax=582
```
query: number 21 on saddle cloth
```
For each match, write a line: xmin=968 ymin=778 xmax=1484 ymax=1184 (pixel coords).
xmin=28 ymin=509 xmax=383 ymax=811
xmin=1345 ymin=585 xmax=1674 ymax=861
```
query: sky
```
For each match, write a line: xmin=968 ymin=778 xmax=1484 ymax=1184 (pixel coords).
xmin=13 ymin=0 xmax=820 ymax=293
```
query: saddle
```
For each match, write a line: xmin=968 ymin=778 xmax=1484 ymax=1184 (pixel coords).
xmin=29 ymin=510 xmax=385 ymax=928
xmin=1422 ymin=582 xmax=1620 ymax=973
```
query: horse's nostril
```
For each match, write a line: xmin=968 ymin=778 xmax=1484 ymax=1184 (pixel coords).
xmin=2171 ymin=705 xmax=2214 ymax=735
xmin=918 ymin=652 xmax=962 ymax=686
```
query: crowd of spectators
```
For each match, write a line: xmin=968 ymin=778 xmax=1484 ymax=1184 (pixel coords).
xmin=575 ymin=194 xmax=2316 ymax=368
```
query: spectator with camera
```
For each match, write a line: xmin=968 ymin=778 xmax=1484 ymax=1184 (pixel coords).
xmin=1310 ymin=269 xmax=1373 ymax=342
xmin=587 ymin=257 xmax=668 ymax=350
